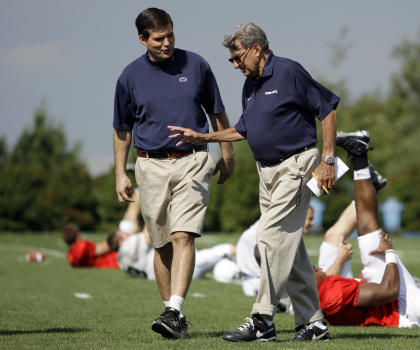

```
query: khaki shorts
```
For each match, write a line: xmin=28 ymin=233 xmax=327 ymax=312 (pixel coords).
xmin=135 ymin=151 xmax=214 ymax=248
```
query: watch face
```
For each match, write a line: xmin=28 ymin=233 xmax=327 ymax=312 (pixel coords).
xmin=323 ymin=157 xmax=335 ymax=165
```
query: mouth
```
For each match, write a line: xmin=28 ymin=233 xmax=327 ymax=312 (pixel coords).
xmin=161 ymin=48 xmax=172 ymax=55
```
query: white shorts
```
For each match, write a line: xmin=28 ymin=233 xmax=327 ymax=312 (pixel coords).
xmin=358 ymin=230 xmax=420 ymax=327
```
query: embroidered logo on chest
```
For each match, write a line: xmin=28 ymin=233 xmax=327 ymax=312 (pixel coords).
xmin=264 ymin=89 xmax=278 ymax=95
xmin=179 ymin=76 xmax=188 ymax=83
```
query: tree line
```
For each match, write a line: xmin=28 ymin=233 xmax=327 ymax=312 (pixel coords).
xmin=1 ymin=34 xmax=419 ymax=233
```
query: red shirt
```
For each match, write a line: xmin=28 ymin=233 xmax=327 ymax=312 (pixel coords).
xmin=318 ymin=275 xmax=399 ymax=327
xmin=67 ymin=240 xmax=118 ymax=268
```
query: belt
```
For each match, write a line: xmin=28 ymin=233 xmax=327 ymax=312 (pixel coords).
xmin=137 ymin=145 xmax=207 ymax=159
xmin=259 ymin=143 xmax=317 ymax=167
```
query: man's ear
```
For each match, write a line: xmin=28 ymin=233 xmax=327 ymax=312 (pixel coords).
xmin=254 ymin=43 xmax=263 ymax=58
xmin=139 ymin=35 xmax=147 ymax=47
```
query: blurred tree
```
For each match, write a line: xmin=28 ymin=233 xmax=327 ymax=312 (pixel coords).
xmin=92 ymin=167 xmax=137 ymax=232
xmin=0 ymin=106 xmax=97 ymax=231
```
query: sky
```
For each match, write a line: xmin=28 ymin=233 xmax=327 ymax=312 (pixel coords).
xmin=1 ymin=0 xmax=419 ymax=175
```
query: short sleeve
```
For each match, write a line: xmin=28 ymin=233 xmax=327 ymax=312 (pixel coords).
xmin=292 ymin=63 xmax=340 ymax=120
xmin=234 ymin=115 xmax=247 ymax=138
xmin=200 ymin=63 xmax=225 ymax=115
xmin=113 ymin=80 xmax=135 ymax=130
xmin=67 ymin=241 xmax=96 ymax=266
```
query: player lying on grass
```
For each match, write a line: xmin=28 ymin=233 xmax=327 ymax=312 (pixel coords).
xmin=60 ymin=186 xmax=142 ymax=269
xmin=107 ymin=189 xmax=236 ymax=280
xmin=314 ymin=130 xmax=420 ymax=328
xmin=61 ymin=223 xmax=119 ymax=268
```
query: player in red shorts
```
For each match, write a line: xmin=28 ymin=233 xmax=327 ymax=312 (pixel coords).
xmin=313 ymin=131 xmax=420 ymax=328
xmin=61 ymin=222 xmax=119 ymax=268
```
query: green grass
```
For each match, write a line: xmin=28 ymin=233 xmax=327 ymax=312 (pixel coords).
xmin=1 ymin=232 xmax=420 ymax=349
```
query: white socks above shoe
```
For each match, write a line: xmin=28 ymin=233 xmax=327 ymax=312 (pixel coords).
xmin=168 ymin=295 xmax=185 ymax=318
xmin=354 ymin=166 xmax=371 ymax=180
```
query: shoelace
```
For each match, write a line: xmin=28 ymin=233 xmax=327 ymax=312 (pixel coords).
xmin=237 ymin=318 xmax=254 ymax=332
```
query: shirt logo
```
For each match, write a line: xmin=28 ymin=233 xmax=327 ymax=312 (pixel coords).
xmin=179 ymin=76 xmax=188 ymax=83
xmin=264 ymin=89 xmax=278 ymax=95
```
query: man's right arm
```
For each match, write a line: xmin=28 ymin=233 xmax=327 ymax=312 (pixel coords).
xmin=113 ymin=129 xmax=134 ymax=202
xmin=167 ymin=125 xmax=245 ymax=146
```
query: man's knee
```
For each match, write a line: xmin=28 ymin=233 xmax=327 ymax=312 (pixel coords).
xmin=171 ymin=231 xmax=196 ymax=246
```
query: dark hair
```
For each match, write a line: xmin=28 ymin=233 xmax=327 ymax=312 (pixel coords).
xmin=135 ymin=7 xmax=173 ymax=38
xmin=107 ymin=230 xmax=120 ymax=252
xmin=61 ymin=223 xmax=80 ymax=246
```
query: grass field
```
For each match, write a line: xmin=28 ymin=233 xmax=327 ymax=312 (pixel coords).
xmin=1 ymin=231 xmax=420 ymax=349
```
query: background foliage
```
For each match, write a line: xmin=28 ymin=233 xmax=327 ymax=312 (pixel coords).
xmin=1 ymin=34 xmax=420 ymax=232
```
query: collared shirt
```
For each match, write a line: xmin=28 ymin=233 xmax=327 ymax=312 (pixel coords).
xmin=234 ymin=51 xmax=340 ymax=162
xmin=114 ymin=48 xmax=225 ymax=152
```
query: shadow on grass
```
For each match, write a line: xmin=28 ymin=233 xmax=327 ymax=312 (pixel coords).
xmin=188 ymin=328 xmax=296 ymax=339
xmin=189 ymin=330 xmax=225 ymax=338
xmin=333 ymin=333 xmax=420 ymax=340
xmin=0 ymin=327 xmax=89 ymax=336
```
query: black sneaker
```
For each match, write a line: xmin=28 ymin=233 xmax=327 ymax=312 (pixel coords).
xmin=151 ymin=307 xmax=188 ymax=339
xmin=336 ymin=130 xmax=371 ymax=157
xmin=369 ymin=163 xmax=387 ymax=192
xmin=293 ymin=324 xmax=331 ymax=341
xmin=222 ymin=314 xmax=276 ymax=342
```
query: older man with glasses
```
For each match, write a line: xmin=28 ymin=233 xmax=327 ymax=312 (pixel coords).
xmin=168 ymin=22 xmax=340 ymax=342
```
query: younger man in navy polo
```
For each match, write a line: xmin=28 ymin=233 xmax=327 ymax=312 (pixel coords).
xmin=113 ymin=8 xmax=234 ymax=339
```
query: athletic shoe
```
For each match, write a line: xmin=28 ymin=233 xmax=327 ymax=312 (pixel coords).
xmin=293 ymin=324 xmax=331 ymax=341
xmin=336 ymin=130 xmax=371 ymax=157
xmin=151 ymin=307 xmax=188 ymax=339
xmin=369 ymin=164 xmax=387 ymax=192
xmin=222 ymin=314 xmax=276 ymax=342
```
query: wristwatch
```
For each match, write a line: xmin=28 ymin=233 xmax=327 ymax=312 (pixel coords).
xmin=321 ymin=156 xmax=336 ymax=165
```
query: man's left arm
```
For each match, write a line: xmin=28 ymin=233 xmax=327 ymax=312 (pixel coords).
xmin=209 ymin=112 xmax=235 ymax=184
xmin=314 ymin=110 xmax=337 ymax=190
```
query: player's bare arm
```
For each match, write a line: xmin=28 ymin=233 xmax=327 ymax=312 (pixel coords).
xmin=209 ymin=112 xmax=235 ymax=184
xmin=325 ymin=241 xmax=353 ymax=276
xmin=113 ymin=129 xmax=134 ymax=203
xmin=313 ymin=110 xmax=337 ymax=190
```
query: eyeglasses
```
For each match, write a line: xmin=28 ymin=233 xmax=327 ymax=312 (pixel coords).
xmin=228 ymin=48 xmax=249 ymax=64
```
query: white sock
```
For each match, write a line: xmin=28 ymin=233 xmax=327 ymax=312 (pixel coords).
xmin=310 ymin=320 xmax=326 ymax=330
xmin=168 ymin=295 xmax=184 ymax=317
xmin=163 ymin=300 xmax=169 ymax=308
xmin=354 ymin=166 xmax=371 ymax=180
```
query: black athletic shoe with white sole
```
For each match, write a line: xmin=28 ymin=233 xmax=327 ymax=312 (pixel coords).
xmin=292 ymin=324 xmax=331 ymax=341
xmin=151 ymin=307 xmax=188 ymax=339
xmin=222 ymin=314 xmax=276 ymax=342
xmin=336 ymin=130 xmax=371 ymax=157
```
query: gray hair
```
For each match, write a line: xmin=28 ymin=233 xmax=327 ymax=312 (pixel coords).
xmin=222 ymin=22 xmax=269 ymax=52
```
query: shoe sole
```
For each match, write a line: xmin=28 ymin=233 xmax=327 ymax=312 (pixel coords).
xmin=222 ymin=336 xmax=276 ymax=342
xmin=151 ymin=321 xmax=187 ymax=339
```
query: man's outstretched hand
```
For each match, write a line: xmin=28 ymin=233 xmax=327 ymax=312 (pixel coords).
xmin=168 ymin=125 xmax=206 ymax=146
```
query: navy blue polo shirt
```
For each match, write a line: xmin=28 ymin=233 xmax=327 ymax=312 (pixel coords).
xmin=234 ymin=51 xmax=340 ymax=162
xmin=113 ymin=48 xmax=225 ymax=152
